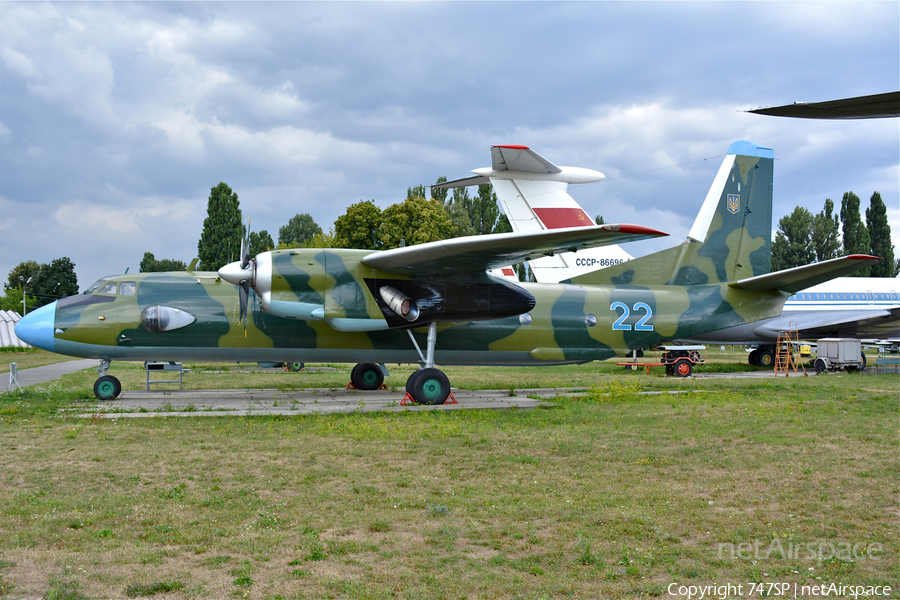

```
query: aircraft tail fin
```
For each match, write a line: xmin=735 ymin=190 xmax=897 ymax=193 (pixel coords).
xmin=569 ymin=140 xmax=775 ymax=287
xmin=435 ymin=145 xmax=633 ymax=282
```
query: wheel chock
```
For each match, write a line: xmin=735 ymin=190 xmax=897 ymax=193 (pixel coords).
xmin=378 ymin=384 xmax=389 ymax=390
xmin=400 ymin=391 xmax=457 ymax=406
xmin=346 ymin=382 xmax=357 ymax=390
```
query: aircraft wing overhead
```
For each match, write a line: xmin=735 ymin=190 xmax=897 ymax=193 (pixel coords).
xmin=748 ymin=91 xmax=900 ymax=119
xmin=362 ymin=224 xmax=667 ymax=276
xmin=730 ymin=255 xmax=882 ymax=293
xmin=752 ymin=310 xmax=897 ymax=338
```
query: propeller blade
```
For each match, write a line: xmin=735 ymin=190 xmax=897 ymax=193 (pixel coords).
xmin=240 ymin=216 xmax=252 ymax=269
xmin=239 ymin=280 xmax=250 ymax=329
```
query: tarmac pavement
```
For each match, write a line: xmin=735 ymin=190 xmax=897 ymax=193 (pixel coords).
xmin=8 ymin=358 xmax=97 ymax=388
xmin=71 ymin=387 xmax=573 ymax=417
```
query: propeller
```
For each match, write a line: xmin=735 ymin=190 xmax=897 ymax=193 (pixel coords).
xmin=236 ymin=218 xmax=253 ymax=334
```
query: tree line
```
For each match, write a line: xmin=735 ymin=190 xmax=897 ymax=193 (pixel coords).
xmin=772 ymin=191 xmax=897 ymax=277
xmin=189 ymin=180 xmax=513 ymax=273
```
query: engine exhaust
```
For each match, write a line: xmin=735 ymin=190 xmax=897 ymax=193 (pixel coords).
xmin=379 ymin=286 xmax=419 ymax=322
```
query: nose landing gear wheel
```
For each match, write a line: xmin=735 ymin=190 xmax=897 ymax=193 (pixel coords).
xmin=94 ymin=375 xmax=121 ymax=400
xmin=406 ymin=368 xmax=450 ymax=405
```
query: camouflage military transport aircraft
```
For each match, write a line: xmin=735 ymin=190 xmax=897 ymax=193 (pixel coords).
xmin=16 ymin=141 xmax=879 ymax=403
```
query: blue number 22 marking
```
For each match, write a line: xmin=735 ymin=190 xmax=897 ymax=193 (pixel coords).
xmin=610 ymin=302 xmax=654 ymax=331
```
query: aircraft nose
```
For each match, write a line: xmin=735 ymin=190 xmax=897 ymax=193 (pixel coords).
xmin=14 ymin=301 xmax=57 ymax=352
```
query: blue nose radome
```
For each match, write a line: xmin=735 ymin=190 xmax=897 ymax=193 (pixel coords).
xmin=14 ymin=301 xmax=57 ymax=352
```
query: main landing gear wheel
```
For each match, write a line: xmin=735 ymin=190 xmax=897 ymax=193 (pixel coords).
xmin=93 ymin=375 xmax=121 ymax=400
xmin=406 ymin=368 xmax=450 ymax=405
xmin=748 ymin=349 xmax=760 ymax=366
xmin=757 ymin=349 xmax=775 ymax=368
xmin=351 ymin=362 xmax=384 ymax=390
xmin=674 ymin=359 xmax=693 ymax=378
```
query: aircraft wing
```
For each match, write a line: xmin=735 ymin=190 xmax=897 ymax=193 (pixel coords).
xmin=362 ymin=224 xmax=666 ymax=276
xmin=752 ymin=309 xmax=900 ymax=339
xmin=747 ymin=91 xmax=900 ymax=120
xmin=729 ymin=255 xmax=882 ymax=293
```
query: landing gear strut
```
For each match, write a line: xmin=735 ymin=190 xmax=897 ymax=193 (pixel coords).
xmin=405 ymin=322 xmax=452 ymax=405
xmin=93 ymin=359 xmax=121 ymax=400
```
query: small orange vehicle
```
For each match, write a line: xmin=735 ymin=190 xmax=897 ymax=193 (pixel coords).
xmin=616 ymin=345 xmax=706 ymax=377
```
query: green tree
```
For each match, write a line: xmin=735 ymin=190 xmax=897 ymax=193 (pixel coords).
xmin=431 ymin=177 xmax=449 ymax=206
xmin=812 ymin=198 xmax=841 ymax=262
xmin=840 ymin=191 xmax=871 ymax=276
xmin=4 ymin=260 xmax=41 ymax=293
xmin=771 ymin=206 xmax=814 ymax=271
xmin=197 ymin=182 xmax=242 ymax=272
xmin=865 ymin=191 xmax=895 ymax=277
xmin=495 ymin=213 xmax=512 ymax=234
xmin=380 ymin=196 xmax=455 ymax=249
xmin=447 ymin=187 xmax=475 ymax=238
xmin=140 ymin=252 xmax=187 ymax=272
xmin=406 ymin=184 xmax=427 ymax=201
xmin=333 ymin=200 xmax=383 ymax=250
xmin=595 ymin=215 xmax=605 ymax=225
xmin=277 ymin=214 xmax=322 ymax=248
xmin=5 ymin=258 xmax=77 ymax=308
xmin=469 ymin=184 xmax=502 ymax=235
xmin=0 ymin=286 xmax=25 ymax=312
xmin=31 ymin=257 xmax=78 ymax=305
xmin=249 ymin=230 xmax=275 ymax=257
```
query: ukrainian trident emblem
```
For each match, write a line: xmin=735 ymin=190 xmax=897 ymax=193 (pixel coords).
xmin=727 ymin=194 xmax=740 ymax=214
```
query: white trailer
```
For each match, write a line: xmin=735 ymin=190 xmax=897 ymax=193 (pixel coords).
xmin=814 ymin=338 xmax=865 ymax=373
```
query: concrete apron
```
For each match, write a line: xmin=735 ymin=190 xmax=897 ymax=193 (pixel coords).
xmin=68 ymin=387 xmax=576 ymax=418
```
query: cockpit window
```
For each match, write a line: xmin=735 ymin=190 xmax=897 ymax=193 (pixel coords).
xmin=99 ymin=282 xmax=118 ymax=295
xmin=84 ymin=278 xmax=111 ymax=294
xmin=120 ymin=282 xmax=136 ymax=297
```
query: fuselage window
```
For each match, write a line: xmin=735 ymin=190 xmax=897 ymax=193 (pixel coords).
xmin=99 ymin=282 xmax=118 ymax=295
xmin=119 ymin=282 xmax=136 ymax=297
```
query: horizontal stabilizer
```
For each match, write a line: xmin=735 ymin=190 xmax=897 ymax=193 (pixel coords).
xmin=433 ymin=174 xmax=492 ymax=189
xmin=491 ymin=145 xmax=561 ymax=174
xmin=729 ymin=255 xmax=881 ymax=293
xmin=362 ymin=225 xmax=667 ymax=276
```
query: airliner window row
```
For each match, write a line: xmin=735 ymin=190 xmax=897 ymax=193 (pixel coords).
xmin=788 ymin=292 xmax=899 ymax=301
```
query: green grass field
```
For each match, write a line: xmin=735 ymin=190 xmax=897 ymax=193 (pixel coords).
xmin=0 ymin=352 xmax=896 ymax=599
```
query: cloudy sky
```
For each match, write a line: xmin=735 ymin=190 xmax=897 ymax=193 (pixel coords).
xmin=0 ymin=1 xmax=897 ymax=290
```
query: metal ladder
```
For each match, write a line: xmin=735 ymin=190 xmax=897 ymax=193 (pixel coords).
xmin=774 ymin=325 xmax=806 ymax=377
